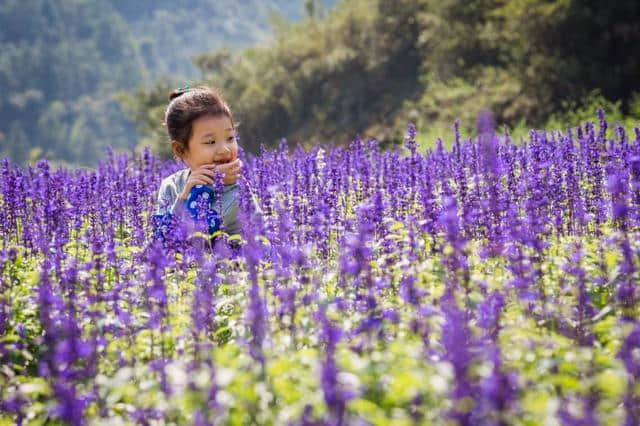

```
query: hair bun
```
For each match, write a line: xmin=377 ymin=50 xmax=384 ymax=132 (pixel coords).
xmin=168 ymin=89 xmax=189 ymax=102
xmin=168 ymin=91 xmax=182 ymax=101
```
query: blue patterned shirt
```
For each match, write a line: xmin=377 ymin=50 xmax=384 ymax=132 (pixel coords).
xmin=153 ymin=168 xmax=261 ymax=243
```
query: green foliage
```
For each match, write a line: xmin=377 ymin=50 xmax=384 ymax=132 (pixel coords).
xmin=0 ymin=0 xmax=335 ymax=167
xmin=545 ymin=89 xmax=640 ymax=134
xmin=0 ymin=0 xmax=146 ymax=167
xmin=130 ymin=0 xmax=428 ymax=158
xmin=406 ymin=0 xmax=640 ymax=145
xmin=118 ymin=79 xmax=178 ymax=161
xmin=1 ymin=221 xmax=637 ymax=424
xmin=127 ymin=0 xmax=640 ymax=160
xmin=2 ymin=0 xmax=638 ymax=165
xmin=110 ymin=0 xmax=336 ymax=79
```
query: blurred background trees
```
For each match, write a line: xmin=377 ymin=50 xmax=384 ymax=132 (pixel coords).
xmin=0 ymin=0 xmax=327 ymax=167
xmin=0 ymin=0 xmax=638 ymax=166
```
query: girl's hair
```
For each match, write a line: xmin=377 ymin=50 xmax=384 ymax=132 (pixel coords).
xmin=164 ymin=85 xmax=236 ymax=157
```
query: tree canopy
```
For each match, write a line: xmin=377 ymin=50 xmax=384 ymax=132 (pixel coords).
xmin=0 ymin=0 xmax=325 ymax=166
xmin=125 ymin=0 xmax=640 ymax=160
xmin=1 ymin=0 xmax=638 ymax=165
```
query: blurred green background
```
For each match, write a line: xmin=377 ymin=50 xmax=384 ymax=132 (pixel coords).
xmin=0 ymin=0 xmax=638 ymax=167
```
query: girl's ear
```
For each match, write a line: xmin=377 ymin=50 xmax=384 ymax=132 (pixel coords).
xmin=171 ymin=140 xmax=185 ymax=159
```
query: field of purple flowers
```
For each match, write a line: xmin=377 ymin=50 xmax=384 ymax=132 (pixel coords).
xmin=1 ymin=109 xmax=639 ymax=425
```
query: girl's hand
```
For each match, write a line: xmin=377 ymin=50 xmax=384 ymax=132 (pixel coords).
xmin=178 ymin=159 xmax=243 ymax=200
xmin=216 ymin=158 xmax=243 ymax=185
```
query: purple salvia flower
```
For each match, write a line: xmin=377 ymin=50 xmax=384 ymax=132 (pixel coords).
xmin=617 ymin=322 xmax=640 ymax=425
xmin=244 ymin=236 xmax=269 ymax=370
xmin=608 ymin=170 xmax=630 ymax=232
xmin=629 ymin=155 xmax=640 ymax=227
xmin=439 ymin=195 xmax=470 ymax=300
xmin=563 ymin=241 xmax=596 ymax=345
xmin=339 ymin=204 xmax=374 ymax=282
xmin=315 ymin=305 xmax=354 ymax=426
xmin=440 ymin=292 xmax=475 ymax=426
xmin=607 ymin=171 xmax=637 ymax=314
xmin=0 ymin=392 xmax=28 ymax=425
xmin=557 ymin=394 xmax=600 ymax=426
xmin=470 ymin=343 xmax=519 ymax=426
xmin=400 ymin=274 xmax=427 ymax=307
xmin=477 ymin=110 xmax=504 ymax=257
xmin=405 ymin=122 xmax=418 ymax=154
xmin=51 ymin=379 xmax=87 ymax=426
xmin=144 ymin=241 xmax=170 ymax=330
xmin=477 ymin=290 xmax=505 ymax=341
xmin=191 ymin=256 xmax=219 ymax=342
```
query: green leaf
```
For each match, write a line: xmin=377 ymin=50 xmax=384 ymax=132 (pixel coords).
xmin=596 ymin=369 xmax=626 ymax=398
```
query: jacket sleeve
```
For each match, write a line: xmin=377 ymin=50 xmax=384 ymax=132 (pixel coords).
xmin=219 ymin=183 xmax=264 ymax=236
xmin=222 ymin=190 xmax=240 ymax=236
xmin=245 ymin=182 xmax=266 ymax=227
xmin=156 ymin=177 xmax=189 ymax=216
xmin=153 ymin=178 xmax=187 ymax=243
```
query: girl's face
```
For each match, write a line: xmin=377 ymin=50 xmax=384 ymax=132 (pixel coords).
xmin=174 ymin=114 xmax=238 ymax=169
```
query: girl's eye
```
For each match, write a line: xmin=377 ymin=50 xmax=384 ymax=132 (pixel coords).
xmin=208 ymin=140 xmax=215 ymax=144
xmin=228 ymin=136 xmax=234 ymax=141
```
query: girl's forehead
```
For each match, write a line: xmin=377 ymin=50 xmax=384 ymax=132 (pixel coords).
xmin=193 ymin=115 xmax=233 ymax=137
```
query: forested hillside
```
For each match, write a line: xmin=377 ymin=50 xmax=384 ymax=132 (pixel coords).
xmin=108 ymin=0 xmax=336 ymax=79
xmin=0 ymin=0 xmax=334 ymax=167
xmin=126 ymin=0 xmax=640 ymax=159
xmin=1 ymin=0 xmax=638 ymax=166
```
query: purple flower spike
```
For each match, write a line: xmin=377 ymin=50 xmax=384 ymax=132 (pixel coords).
xmin=315 ymin=305 xmax=354 ymax=426
xmin=617 ymin=322 xmax=640 ymax=425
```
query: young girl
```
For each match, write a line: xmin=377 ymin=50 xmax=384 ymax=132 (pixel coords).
xmin=152 ymin=85 xmax=260 ymax=246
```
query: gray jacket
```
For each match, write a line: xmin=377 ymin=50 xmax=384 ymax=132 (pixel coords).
xmin=155 ymin=168 xmax=261 ymax=235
